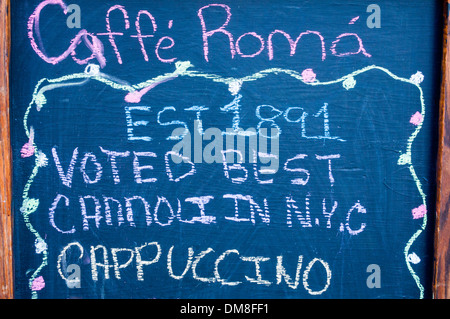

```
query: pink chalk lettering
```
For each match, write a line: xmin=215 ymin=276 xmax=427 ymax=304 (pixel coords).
xmin=330 ymin=33 xmax=371 ymax=57
xmin=198 ymin=4 xmax=235 ymax=62
xmin=71 ymin=32 xmax=106 ymax=68
xmin=235 ymin=32 xmax=265 ymax=58
xmin=28 ymin=0 xmax=88 ymax=65
xmin=97 ymin=5 xmax=130 ymax=64
xmin=131 ymin=10 xmax=158 ymax=62
xmin=28 ymin=0 xmax=106 ymax=66
xmin=267 ymin=30 xmax=326 ymax=61
xmin=29 ymin=3 xmax=375 ymax=67
xmin=155 ymin=36 xmax=177 ymax=63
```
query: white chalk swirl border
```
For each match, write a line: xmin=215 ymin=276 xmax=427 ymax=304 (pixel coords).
xmin=20 ymin=61 xmax=427 ymax=298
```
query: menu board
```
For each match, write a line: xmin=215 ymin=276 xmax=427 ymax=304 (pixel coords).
xmin=11 ymin=0 xmax=442 ymax=299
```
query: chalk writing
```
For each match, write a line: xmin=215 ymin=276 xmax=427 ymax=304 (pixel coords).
xmin=18 ymin=61 xmax=428 ymax=299
xmin=28 ymin=1 xmax=372 ymax=67
xmin=57 ymin=241 xmax=333 ymax=295
xmin=17 ymin=0 xmax=431 ymax=299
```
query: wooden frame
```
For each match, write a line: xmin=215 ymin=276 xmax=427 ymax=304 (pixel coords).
xmin=434 ymin=0 xmax=450 ymax=299
xmin=0 ymin=0 xmax=449 ymax=299
xmin=0 ymin=0 xmax=12 ymax=300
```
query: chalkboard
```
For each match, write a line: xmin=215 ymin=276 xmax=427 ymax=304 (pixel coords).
xmin=10 ymin=0 xmax=443 ymax=299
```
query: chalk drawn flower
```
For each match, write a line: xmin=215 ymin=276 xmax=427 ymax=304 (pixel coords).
xmin=21 ymin=127 xmax=36 ymax=158
xmin=84 ymin=64 xmax=100 ymax=76
xmin=407 ymin=252 xmax=421 ymax=264
xmin=124 ymin=91 xmax=142 ymax=103
xmin=20 ymin=142 xmax=35 ymax=158
xmin=35 ymin=238 xmax=47 ymax=254
xmin=36 ymin=151 xmax=48 ymax=167
xmin=410 ymin=111 xmax=423 ymax=126
xmin=343 ymin=76 xmax=356 ymax=90
xmin=228 ymin=80 xmax=243 ymax=95
xmin=410 ymin=71 xmax=424 ymax=85
xmin=31 ymin=276 xmax=45 ymax=291
xmin=301 ymin=68 xmax=316 ymax=83
xmin=174 ymin=61 xmax=193 ymax=74
xmin=35 ymin=93 xmax=47 ymax=111
xmin=20 ymin=198 xmax=39 ymax=215
xmin=412 ymin=204 xmax=427 ymax=219
xmin=397 ymin=153 xmax=411 ymax=165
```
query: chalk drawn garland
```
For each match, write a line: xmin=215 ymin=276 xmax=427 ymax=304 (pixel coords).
xmin=21 ymin=62 xmax=427 ymax=299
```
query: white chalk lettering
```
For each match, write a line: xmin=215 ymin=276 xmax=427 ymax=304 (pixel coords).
xmin=58 ymin=242 xmax=333 ymax=296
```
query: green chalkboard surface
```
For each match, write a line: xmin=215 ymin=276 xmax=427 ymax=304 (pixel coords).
xmin=11 ymin=0 xmax=443 ymax=299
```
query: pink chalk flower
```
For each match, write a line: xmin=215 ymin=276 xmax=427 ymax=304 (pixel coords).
xmin=410 ymin=111 xmax=423 ymax=126
xmin=301 ymin=68 xmax=317 ymax=83
xmin=125 ymin=91 xmax=142 ymax=103
xmin=21 ymin=127 xmax=35 ymax=158
xmin=412 ymin=204 xmax=427 ymax=219
xmin=31 ymin=276 xmax=45 ymax=291
xmin=20 ymin=142 xmax=35 ymax=158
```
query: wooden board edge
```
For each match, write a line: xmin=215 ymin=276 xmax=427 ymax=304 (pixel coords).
xmin=434 ymin=0 xmax=450 ymax=299
xmin=0 ymin=0 xmax=13 ymax=299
